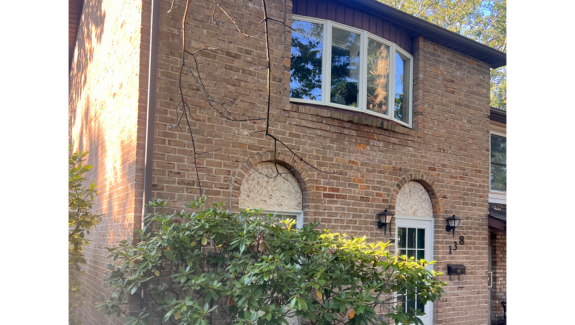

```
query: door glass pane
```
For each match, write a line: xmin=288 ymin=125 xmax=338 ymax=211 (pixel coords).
xmin=398 ymin=228 xmax=406 ymax=249
xmin=330 ymin=27 xmax=361 ymax=107
xmin=366 ymin=39 xmax=390 ymax=114
xmin=416 ymin=299 xmax=425 ymax=313
xmin=394 ymin=52 xmax=410 ymax=123
xmin=417 ymin=229 xmax=425 ymax=249
xmin=290 ymin=20 xmax=324 ymax=101
xmin=417 ymin=250 xmax=425 ymax=260
xmin=408 ymin=228 xmax=416 ymax=248
xmin=407 ymin=297 xmax=416 ymax=313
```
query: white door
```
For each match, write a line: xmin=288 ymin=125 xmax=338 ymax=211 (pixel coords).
xmin=395 ymin=217 xmax=434 ymax=325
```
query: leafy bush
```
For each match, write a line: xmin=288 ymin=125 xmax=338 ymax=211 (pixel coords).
xmin=97 ymin=198 xmax=444 ymax=325
xmin=69 ymin=149 xmax=102 ymax=324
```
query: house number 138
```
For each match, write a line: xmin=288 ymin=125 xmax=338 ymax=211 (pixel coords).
xmin=449 ymin=236 xmax=464 ymax=254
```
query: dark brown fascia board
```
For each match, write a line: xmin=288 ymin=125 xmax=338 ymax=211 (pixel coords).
xmin=488 ymin=216 xmax=506 ymax=231
xmin=490 ymin=107 xmax=506 ymax=124
xmin=69 ymin=0 xmax=85 ymax=67
xmin=345 ymin=0 xmax=506 ymax=69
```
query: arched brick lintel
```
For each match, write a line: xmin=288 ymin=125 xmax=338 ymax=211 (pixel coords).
xmin=228 ymin=150 xmax=310 ymax=213
xmin=389 ymin=173 xmax=444 ymax=217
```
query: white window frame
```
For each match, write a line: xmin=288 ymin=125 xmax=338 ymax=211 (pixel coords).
xmin=489 ymin=131 xmax=506 ymax=196
xmin=240 ymin=208 xmax=304 ymax=229
xmin=290 ymin=15 xmax=413 ymax=128
xmin=394 ymin=216 xmax=434 ymax=325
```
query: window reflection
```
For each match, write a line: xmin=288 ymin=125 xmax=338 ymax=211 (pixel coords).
xmin=330 ymin=27 xmax=361 ymax=107
xmin=490 ymin=135 xmax=506 ymax=192
xmin=394 ymin=52 xmax=410 ymax=123
xmin=367 ymin=39 xmax=390 ymax=114
xmin=290 ymin=20 xmax=324 ymax=101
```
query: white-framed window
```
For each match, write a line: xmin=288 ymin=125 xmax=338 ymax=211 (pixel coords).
xmin=241 ymin=208 xmax=304 ymax=229
xmin=289 ymin=15 xmax=413 ymax=128
xmin=490 ymin=131 xmax=506 ymax=193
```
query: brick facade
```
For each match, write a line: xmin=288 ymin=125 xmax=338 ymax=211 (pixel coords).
xmin=68 ymin=0 xmax=151 ymax=323
xmin=69 ymin=0 xmax=497 ymax=324
xmin=490 ymin=232 xmax=507 ymax=324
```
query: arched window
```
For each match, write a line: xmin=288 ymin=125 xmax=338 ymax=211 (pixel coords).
xmin=239 ymin=162 xmax=303 ymax=228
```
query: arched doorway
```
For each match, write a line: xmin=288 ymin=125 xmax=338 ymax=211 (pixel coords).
xmin=394 ymin=181 xmax=434 ymax=325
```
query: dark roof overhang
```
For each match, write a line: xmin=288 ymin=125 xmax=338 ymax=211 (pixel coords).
xmin=69 ymin=0 xmax=85 ymax=67
xmin=488 ymin=203 xmax=506 ymax=232
xmin=345 ymin=0 xmax=506 ymax=68
xmin=490 ymin=107 xmax=507 ymax=124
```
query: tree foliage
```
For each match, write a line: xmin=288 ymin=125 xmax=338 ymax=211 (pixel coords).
xmin=378 ymin=0 xmax=507 ymax=109
xmin=97 ymin=198 xmax=445 ymax=325
xmin=69 ymin=148 xmax=102 ymax=324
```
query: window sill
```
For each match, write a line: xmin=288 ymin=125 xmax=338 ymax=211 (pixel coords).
xmin=286 ymin=101 xmax=415 ymax=136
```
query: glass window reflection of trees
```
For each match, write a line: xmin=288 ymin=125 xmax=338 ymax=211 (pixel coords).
xmin=289 ymin=18 xmax=412 ymax=126
xmin=490 ymin=134 xmax=506 ymax=192
xmin=290 ymin=20 xmax=324 ymax=101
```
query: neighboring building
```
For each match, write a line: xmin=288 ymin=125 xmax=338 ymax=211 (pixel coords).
xmin=488 ymin=107 xmax=506 ymax=325
xmin=68 ymin=0 xmax=506 ymax=324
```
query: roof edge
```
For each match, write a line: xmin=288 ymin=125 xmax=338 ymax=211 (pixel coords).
xmin=346 ymin=0 xmax=506 ymax=68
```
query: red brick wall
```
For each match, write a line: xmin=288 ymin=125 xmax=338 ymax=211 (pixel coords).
xmin=68 ymin=0 xmax=149 ymax=323
xmin=149 ymin=1 xmax=492 ymax=324
xmin=490 ymin=232 xmax=507 ymax=324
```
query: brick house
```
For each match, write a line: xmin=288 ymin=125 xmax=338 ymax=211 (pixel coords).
xmin=68 ymin=0 xmax=506 ymax=324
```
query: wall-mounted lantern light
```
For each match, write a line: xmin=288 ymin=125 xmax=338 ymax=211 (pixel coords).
xmin=377 ymin=209 xmax=394 ymax=235
xmin=445 ymin=215 xmax=461 ymax=237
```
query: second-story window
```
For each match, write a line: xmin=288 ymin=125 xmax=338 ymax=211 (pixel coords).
xmin=490 ymin=134 xmax=506 ymax=192
xmin=290 ymin=16 xmax=413 ymax=127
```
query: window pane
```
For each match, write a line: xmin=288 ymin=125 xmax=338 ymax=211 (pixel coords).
xmin=491 ymin=164 xmax=506 ymax=192
xmin=417 ymin=229 xmax=425 ymax=249
xmin=491 ymin=134 xmax=506 ymax=192
xmin=366 ymin=39 xmax=390 ymax=114
xmin=491 ymin=135 xmax=506 ymax=165
xmin=398 ymin=227 xmax=406 ymax=249
xmin=394 ymin=52 xmax=410 ymax=123
xmin=290 ymin=20 xmax=323 ymax=101
xmin=407 ymin=249 xmax=415 ymax=259
xmin=417 ymin=250 xmax=425 ymax=260
xmin=330 ymin=27 xmax=361 ymax=107
xmin=272 ymin=214 xmax=296 ymax=223
xmin=408 ymin=228 xmax=416 ymax=248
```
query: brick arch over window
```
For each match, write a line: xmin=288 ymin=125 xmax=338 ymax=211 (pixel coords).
xmin=389 ymin=173 xmax=444 ymax=217
xmin=229 ymin=150 xmax=310 ymax=212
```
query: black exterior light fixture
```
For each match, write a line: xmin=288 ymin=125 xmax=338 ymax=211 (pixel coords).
xmin=445 ymin=215 xmax=461 ymax=237
xmin=377 ymin=209 xmax=394 ymax=235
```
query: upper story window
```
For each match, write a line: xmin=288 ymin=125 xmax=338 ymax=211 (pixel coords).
xmin=490 ymin=133 xmax=506 ymax=192
xmin=290 ymin=16 xmax=413 ymax=127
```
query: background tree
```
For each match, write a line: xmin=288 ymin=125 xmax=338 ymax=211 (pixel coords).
xmin=97 ymin=198 xmax=445 ymax=325
xmin=378 ymin=0 xmax=507 ymax=109
xmin=69 ymin=149 xmax=102 ymax=324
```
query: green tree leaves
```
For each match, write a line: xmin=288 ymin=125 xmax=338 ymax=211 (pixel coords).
xmin=379 ymin=0 xmax=507 ymax=109
xmin=69 ymin=147 xmax=102 ymax=324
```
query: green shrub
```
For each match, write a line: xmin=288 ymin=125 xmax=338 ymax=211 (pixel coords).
xmin=97 ymin=198 xmax=444 ymax=325
xmin=69 ymin=149 xmax=102 ymax=324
